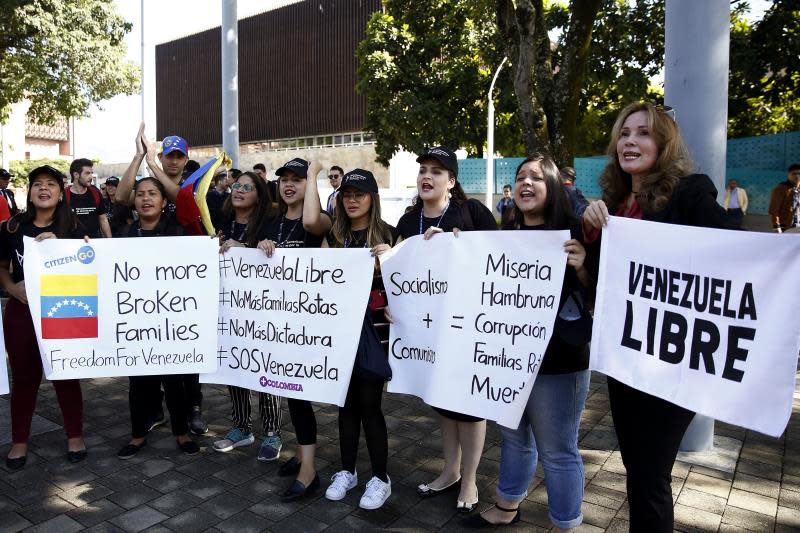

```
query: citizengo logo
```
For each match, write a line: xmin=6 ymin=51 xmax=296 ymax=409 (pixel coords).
xmin=44 ymin=245 xmax=96 ymax=268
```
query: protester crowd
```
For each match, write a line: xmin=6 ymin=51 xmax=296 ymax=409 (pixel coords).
xmin=0 ymin=101 xmax=798 ymax=532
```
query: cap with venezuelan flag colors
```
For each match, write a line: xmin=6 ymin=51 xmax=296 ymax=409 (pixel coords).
xmin=40 ymin=274 xmax=98 ymax=339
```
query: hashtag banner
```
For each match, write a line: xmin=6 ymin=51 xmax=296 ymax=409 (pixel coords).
xmin=22 ymin=236 xmax=220 ymax=379
xmin=202 ymin=247 xmax=374 ymax=406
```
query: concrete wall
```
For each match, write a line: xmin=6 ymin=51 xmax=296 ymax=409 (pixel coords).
xmin=94 ymin=144 xmax=389 ymax=187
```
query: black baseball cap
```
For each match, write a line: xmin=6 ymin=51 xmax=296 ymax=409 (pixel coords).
xmin=275 ymin=158 xmax=309 ymax=178
xmin=0 ymin=169 xmax=11 ymax=179
xmin=28 ymin=165 xmax=66 ymax=188
xmin=417 ymin=146 xmax=458 ymax=177
xmin=340 ymin=169 xmax=378 ymax=194
xmin=105 ymin=176 xmax=120 ymax=186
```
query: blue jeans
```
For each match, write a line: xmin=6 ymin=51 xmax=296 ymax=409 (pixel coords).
xmin=497 ymin=370 xmax=590 ymax=529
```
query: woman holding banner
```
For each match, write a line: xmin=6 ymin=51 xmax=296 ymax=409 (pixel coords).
xmin=321 ymin=168 xmax=396 ymax=510
xmin=215 ymin=172 xmax=285 ymax=462
xmin=116 ymin=178 xmax=200 ymax=459
xmin=582 ymin=102 xmax=734 ymax=532
xmin=0 ymin=165 xmax=87 ymax=470
xmin=394 ymin=147 xmax=497 ymax=514
xmin=466 ymin=154 xmax=593 ymax=530
xmin=257 ymin=158 xmax=332 ymax=502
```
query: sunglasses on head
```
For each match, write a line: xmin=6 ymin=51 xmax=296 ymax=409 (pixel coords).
xmin=231 ymin=182 xmax=255 ymax=192
xmin=655 ymin=104 xmax=676 ymax=122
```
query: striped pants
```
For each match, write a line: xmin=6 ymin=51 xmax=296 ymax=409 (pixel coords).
xmin=227 ymin=386 xmax=282 ymax=436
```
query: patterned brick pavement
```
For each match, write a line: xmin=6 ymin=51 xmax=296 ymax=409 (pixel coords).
xmin=1 ymin=372 xmax=799 ymax=532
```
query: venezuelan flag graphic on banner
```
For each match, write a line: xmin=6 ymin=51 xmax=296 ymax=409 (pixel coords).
xmin=40 ymin=275 xmax=98 ymax=339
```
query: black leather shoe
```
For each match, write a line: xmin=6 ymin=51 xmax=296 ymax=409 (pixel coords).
xmin=177 ymin=440 xmax=200 ymax=456
xmin=462 ymin=504 xmax=521 ymax=528
xmin=278 ymin=456 xmax=301 ymax=477
xmin=280 ymin=473 xmax=320 ymax=502
xmin=67 ymin=449 xmax=87 ymax=463
xmin=117 ymin=441 xmax=147 ymax=460
xmin=5 ymin=455 xmax=26 ymax=470
xmin=417 ymin=477 xmax=461 ymax=498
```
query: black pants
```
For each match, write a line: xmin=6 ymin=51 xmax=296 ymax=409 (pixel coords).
xmin=339 ymin=376 xmax=388 ymax=481
xmin=183 ymin=374 xmax=202 ymax=407
xmin=288 ymin=399 xmax=316 ymax=445
xmin=727 ymin=207 xmax=744 ymax=228
xmin=608 ymin=377 xmax=694 ymax=533
xmin=130 ymin=374 xmax=190 ymax=438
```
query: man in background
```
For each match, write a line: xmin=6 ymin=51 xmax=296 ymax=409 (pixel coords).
xmin=723 ymin=179 xmax=748 ymax=228
xmin=326 ymin=165 xmax=344 ymax=215
xmin=67 ymin=158 xmax=111 ymax=238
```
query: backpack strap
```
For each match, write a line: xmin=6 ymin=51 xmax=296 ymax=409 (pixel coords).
xmin=64 ymin=186 xmax=102 ymax=209
xmin=89 ymin=186 xmax=102 ymax=208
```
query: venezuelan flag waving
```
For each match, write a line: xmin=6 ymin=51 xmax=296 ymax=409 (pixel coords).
xmin=176 ymin=152 xmax=231 ymax=235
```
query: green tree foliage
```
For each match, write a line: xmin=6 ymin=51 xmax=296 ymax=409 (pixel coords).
xmin=358 ymin=0 xmax=799 ymax=165
xmin=8 ymin=158 xmax=70 ymax=187
xmin=0 ymin=0 xmax=140 ymax=125
xmin=357 ymin=0 xmax=507 ymax=165
xmin=729 ymin=0 xmax=800 ymax=137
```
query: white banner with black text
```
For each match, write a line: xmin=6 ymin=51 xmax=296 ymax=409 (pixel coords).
xmin=380 ymin=231 xmax=568 ymax=428
xmin=202 ymin=247 xmax=374 ymax=406
xmin=23 ymin=236 xmax=219 ymax=379
xmin=590 ymin=217 xmax=800 ymax=437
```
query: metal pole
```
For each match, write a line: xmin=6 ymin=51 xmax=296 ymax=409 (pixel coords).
xmin=486 ymin=57 xmax=507 ymax=210
xmin=140 ymin=0 xmax=145 ymax=178
xmin=221 ymin=0 xmax=239 ymax=168
xmin=665 ymin=0 xmax=730 ymax=452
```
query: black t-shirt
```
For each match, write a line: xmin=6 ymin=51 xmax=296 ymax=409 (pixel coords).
xmin=206 ymin=189 xmax=229 ymax=232
xmin=121 ymin=217 xmax=185 ymax=238
xmin=221 ymin=218 xmax=251 ymax=247
xmin=0 ymin=219 xmax=85 ymax=283
xmin=257 ymin=212 xmax=331 ymax=249
xmin=396 ymin=198 xmax=497 ymax=238
xmin=517 ymin=222 xmax=591 ymax=374
xmin=69 ymin=188 xmax=108 ymax=238
xmin=107 ymin=201 xmax=133 ymax=237
xmin=165 ymin=177 xmax=186 ymax=216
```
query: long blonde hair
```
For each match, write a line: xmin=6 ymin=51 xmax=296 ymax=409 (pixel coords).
xmin=330 ymin=191 xmax=394 ymax=247
xmin=599 ymin=101 xmax=694 ymax=214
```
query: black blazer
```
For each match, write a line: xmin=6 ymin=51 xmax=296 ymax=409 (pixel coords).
xmin=638 ymin=174 xmax=736 ymax=230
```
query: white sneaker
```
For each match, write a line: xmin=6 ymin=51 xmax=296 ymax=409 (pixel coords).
xmin=325 ymin=470 xmax=358 ymax=501
xmin=359 ymin=476 xmax=391 ymax=510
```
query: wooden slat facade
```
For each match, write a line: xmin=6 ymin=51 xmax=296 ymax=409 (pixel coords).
xmin=155 ymin=0 xmax=380 ymax=147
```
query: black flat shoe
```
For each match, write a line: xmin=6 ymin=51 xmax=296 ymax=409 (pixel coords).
xmin=278 ymin=456 xmax=301 ymax=477
xmin=457 ymin=491 xmax=479 ymax=514
xmin=117 ymin=441 xmax=147 ymax=460
xmin=67 ymin=449 xmax=87 ymax=463
xmin=462 ymin=504 xmax=521 ymax=528
xmin=280 ymin=473 xmax=320 ymax=502
xmin=417 ymin=477 xmax=461 ymax=498
xmin=177 ymin=440 xmax=200 ymax=456
xmin=5 ymin=456 xmax=26 ymax=471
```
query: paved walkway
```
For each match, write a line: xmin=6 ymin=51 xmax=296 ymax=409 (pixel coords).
xmin=1 ymin=372 xmax=799 ymax=532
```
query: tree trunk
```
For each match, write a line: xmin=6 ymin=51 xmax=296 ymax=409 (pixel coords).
xmin=498 ymin=0 xmax=602 ymax=164
xmin=547 ymin=0 xmax=602 ymax=166
xmin=498 ymin=0 xmax=549 ymax=156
